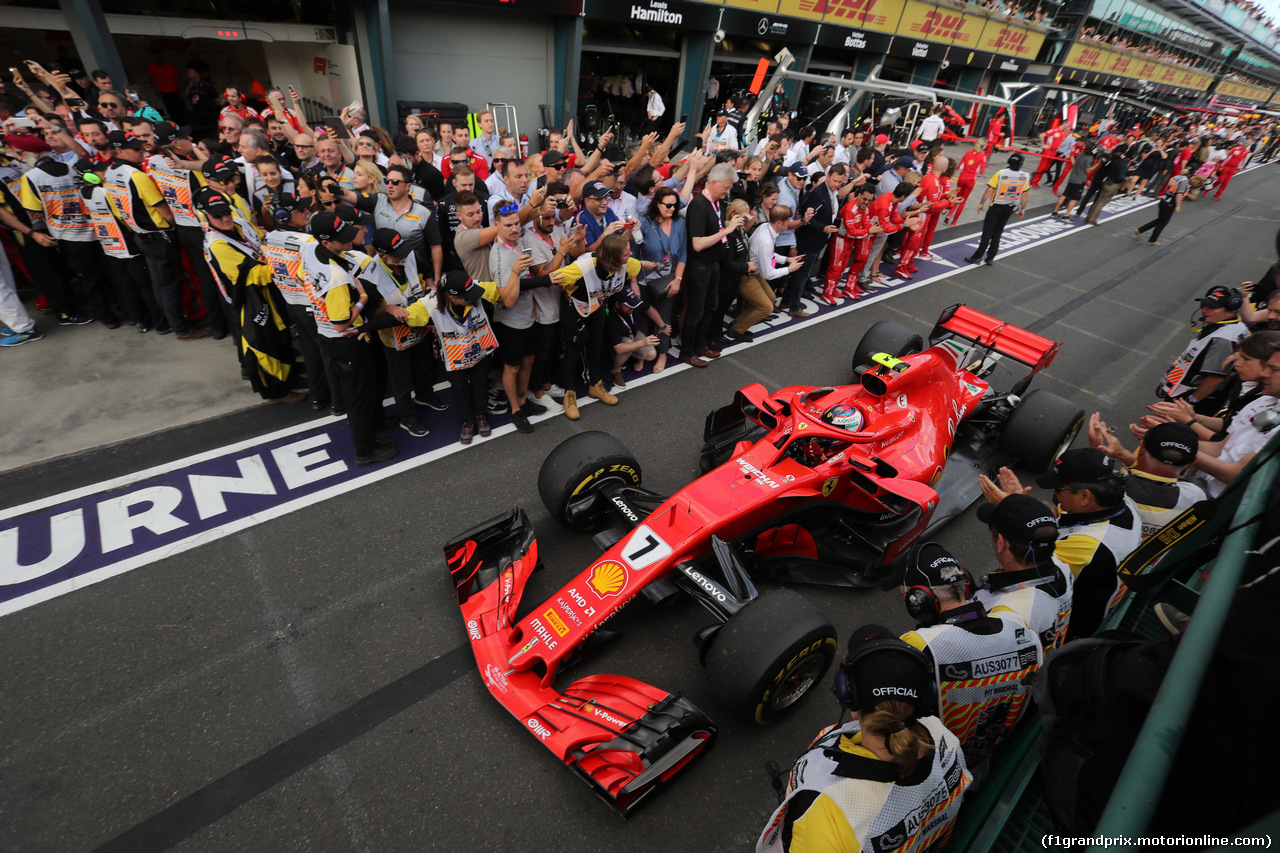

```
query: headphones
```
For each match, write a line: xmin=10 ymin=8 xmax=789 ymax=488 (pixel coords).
xmin=1191 ymin=288 xmax=1244 ymax=331
xmin=831 ymin=636 xmax=937 ymax=717
xmin=900 ymin=542 xmax=976 ymax=626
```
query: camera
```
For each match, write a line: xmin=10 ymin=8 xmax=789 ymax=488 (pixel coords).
xmin=555 ymin=199 xmax=569 ymax=209
xmin=713 ymin=29 xmax=726 ymax=43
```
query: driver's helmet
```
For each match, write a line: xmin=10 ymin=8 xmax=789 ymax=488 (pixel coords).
xmin=822 ymin=403 xmax=864 ymax=432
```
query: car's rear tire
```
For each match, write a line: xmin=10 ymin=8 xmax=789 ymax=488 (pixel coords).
xmin=999 ymin=389 xmax=1085 ymax=473
xmin=538 ymin=431 xmax=642 ymax=531
xmin=703 ymin=590 xmax=838 ymax=725
xmin=852 ymin=321 xmax=924 ymax=377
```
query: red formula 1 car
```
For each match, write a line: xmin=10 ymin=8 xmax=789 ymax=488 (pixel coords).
xmin=443 ymin=305 xmax=1084 ymax=815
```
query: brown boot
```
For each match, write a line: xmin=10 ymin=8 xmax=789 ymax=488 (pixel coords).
xmin=563 ymin=390 xmax=580 ymax=420
xmin=588 ymin=381 xmax=618 ymax=405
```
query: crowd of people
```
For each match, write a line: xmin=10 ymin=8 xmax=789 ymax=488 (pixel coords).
xmin=1075 ymin=23 xmax=1279 ymax=92
xmin=1 ymin=54 xmax=1278 ymax=463
xmin=760 ymin=272 xmax=1280 ymax=850
xmin=1222 ymin=0 xmax=1280 ymax=39
xmin=1077 ymin=26 xmax=1216 ymax=69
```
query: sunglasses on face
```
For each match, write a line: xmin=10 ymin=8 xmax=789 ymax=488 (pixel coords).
xmin=295 ymin=144 xmax=314 ymax=150
xmin=385 ymin=179 xmax=406 ymax=186
xmin=220 ymin=126 xmax=238 ymax=132
xmin=322 ymin=200 xmax=338 ymax=207
xmin=100 ymin=101 xmax=120 ymax=108
xmin=658 ymin=201 xmax=676 ymax=208
xmin=451 ymin=159 xmax=467 ymax=166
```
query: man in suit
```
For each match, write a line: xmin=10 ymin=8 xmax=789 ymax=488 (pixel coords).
xmin=787 ymin=163 xmax=849 ymax=318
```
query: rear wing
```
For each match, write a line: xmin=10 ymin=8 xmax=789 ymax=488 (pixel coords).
xmin=930 ymin=303 xmax=1062 ymax=372
xmin=929 ymin=304 xmax=1063 ymax=397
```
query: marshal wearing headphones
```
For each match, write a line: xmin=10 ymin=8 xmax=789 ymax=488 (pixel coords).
xmin=757 ymin=624 xmax=971 ymax=853
xmin=1159 ymin=284 xmax=1248 ymax=404
xmin=894 ymin=542 xmax=1044 ymax=768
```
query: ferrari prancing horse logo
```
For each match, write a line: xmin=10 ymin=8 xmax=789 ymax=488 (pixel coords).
xmin=822 ymin=477 xmax=839 ymax=497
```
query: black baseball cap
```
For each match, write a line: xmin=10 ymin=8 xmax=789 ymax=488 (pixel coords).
xmin=611 ymin=289 xmax=643 ymax=310
xmin=1143 ymin=422 xmax=1198 ymax=465
xmin=194 ymin=187 xmax=232 ymax=217
xmin=308 ymin=210 xmax=359 ymax=243
xmin=442 ymin=270 xmax=482 ymax=303
xmin=542 ymin=149 xmax=566 ymax=168
xmin=1196 ymin=285 xmax=1240 ymax=310
xmin=582 ymin=180 xmax=610 ymax=199
xmin=897 ymin=542 xmax=965 ymax=590
xmin=843 ymin=624 xmax=932 ymax=716
xmin=976 ymin=494 xmax=1059 ymax=544
xmin=201 ymin=156 xmax=238 ymax=182
xmin=106 ymin=129 xmax=144 ymax=151
xmin=371 ymin=228 xmax=413 ymax=259
xmin=152 ymin=121 xmax=191 ymax=147
xmin=1034 ymin=448 xmax=1126 ymax=489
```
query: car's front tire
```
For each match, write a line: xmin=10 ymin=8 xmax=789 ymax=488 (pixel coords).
xmin=538 ymin=431 xmax=643 ymax=531
xmin=703 ymin=590 xmax=838 ymax=725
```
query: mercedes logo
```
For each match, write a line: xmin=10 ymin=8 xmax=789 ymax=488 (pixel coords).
xmin=758 ymin=17 xmax=770 ymax=35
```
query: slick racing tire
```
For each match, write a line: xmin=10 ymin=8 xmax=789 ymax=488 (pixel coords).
xmin=999 ymin=389 xmax=1086 ymax=473
xmin=704 ymin=590 xmax=838 ymax=725
xmin=539 ymin=431 xmax=643 ymax=532
xmin=852 ymin=321 xmax=924 ymax=377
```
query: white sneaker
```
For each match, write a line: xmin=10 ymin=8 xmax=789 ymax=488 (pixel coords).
xmin=535 ymin=393 xmax=563 ymax=414
xmin=546 ymin=384 xmax=566 ymax=399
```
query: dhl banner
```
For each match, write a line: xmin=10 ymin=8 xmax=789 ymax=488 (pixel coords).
xmin=1218 ymin=79 xmax=1273 ymax=104
xmin=1064 ymin=43 xmax=1212 ymax=91
xmin=897 ymin=0 xmax=980 ymax=45
xmin=975 ymin=18 xmax=1042 ymax=57
xmin=795 ymin=0 xmax=908 ymax=34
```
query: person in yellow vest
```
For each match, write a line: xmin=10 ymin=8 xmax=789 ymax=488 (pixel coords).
xmin=351 ymin=228 xmax=436 ymax=438
xmin=973 ymin=494 xmax=1075 ymax=655
xmin=200 ymin=156 xmax=259 ymax=232
xmin=893 ymin=542 xmax=1043 ymax=778
xmin=548 ymin=231 xmax=640 ymax=420
xmin=758 ymin=624 xmax=972 ymax=853
xmin=102 ymin=129 xmax=209 ymax=340
xmin=306 ymin=210 xmax=395 ymax=466
xmin=982 ymin=449 xmax=1141 ymax=640
xmin=74 ymin=157 xmax=159 ymax=333
xmin=19 ymin=152 xmax=116 ymax=327
xmin=263 ymin=191 xmax=333 ymax=411
xmin=194 ymin=187 xmax=303 ymax=404
xmin=149 ymin=120 xmax=227 ymax=340
xmin=369 ymin=263 xmax=550 ymax=444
